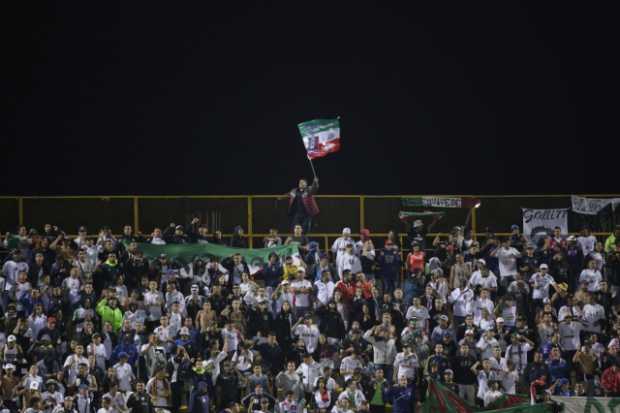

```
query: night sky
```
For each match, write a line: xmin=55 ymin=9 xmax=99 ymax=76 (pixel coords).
xmin=2 ymin=3 xmax=613 ymax=196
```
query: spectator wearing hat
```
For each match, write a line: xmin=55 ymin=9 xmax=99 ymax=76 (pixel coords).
xmin=336 ymin=243 xmax=362 ymax=280
xmin=332 ymin=228 xmax=355 ymax=263
xmin=529 ymin=264 xmax=556 ymax=310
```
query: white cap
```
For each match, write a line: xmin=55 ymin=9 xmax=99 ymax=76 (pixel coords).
xmin=180 ymin=327 xmax=190 ymax=336
xmin=540 ymin=263 xmax=549 ymax=270
xmin=342 ymin=227 xmax=351 ymax=235
xmin=496 ymin=317 xmax=504 ymax=323
xmin=3 ymin=363 xmax=15 ymax=370
xmin=7 ymin=335 xmax=16 ymax=343
xmin=478 ymin=259 xmax=486 ymax=266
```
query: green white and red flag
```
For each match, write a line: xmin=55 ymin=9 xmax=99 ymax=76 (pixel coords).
xmin=297 ymin=118 xmax=341 ymax=160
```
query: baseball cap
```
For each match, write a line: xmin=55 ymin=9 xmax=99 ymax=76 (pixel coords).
xmin=539 ymin=263 xmax=549 ymax=270
xmin=444 ymin=369 xmax=454 ymax=375
xmin=496 ymin=317 xmax=504 ymax=323
xmin=297 ymin=267 xmax=306 ymax=273
xmin=180 ymin=327 xmax=190 ymax=336
xmin=342 ymin=227 xmax=351 ymax=235
xmin=3 ymin=363 xmax=15 ymax=371
xmin=7 ymin=335 xmax=16 ymax=343
xmin=478 ymin=259 xmax=486 ymax=266
xmin=439 ymin=314 xmax=449 ymax=321
xmin=511 ymin=224 xmax=519 ymax=230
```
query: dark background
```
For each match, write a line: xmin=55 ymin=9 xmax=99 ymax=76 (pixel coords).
xmin=2 ymin=3 xmax=615 ymax=196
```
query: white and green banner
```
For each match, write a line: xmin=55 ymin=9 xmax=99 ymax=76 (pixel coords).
xmin=297 ymin=118 xmax=341 ymax=160
xmin=402 ymin=196 xmax=481 ymax=209
xmin=551 ymin=396 xmax=620 ymax=413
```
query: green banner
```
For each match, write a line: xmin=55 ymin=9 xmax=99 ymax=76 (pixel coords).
xmin=131 ymin=242 xmax=300 ymax=274
xmin=421 ymin=381 xmax=550 ymax=413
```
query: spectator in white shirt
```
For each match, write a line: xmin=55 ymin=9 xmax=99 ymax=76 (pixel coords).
xmin=579 ymin=259 xmax=603 ymax=292
xmin=332 ymin=228 xmax=356 ymax=263
xmin=529 ymin=264 xmax=556 ymax=307
xmin=469 ymin=260 xmax=498 ymax=293
xmin=577 ymin=227 xmax=597 ymax=257
xmin=491 ymin=239 xmax=521 ymax=290
xmin=314 ymin=271 xmax=335 ymax=307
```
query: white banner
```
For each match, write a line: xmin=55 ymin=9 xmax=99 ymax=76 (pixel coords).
xmin=522 ymin=208 xmax=569 ymax=241
xmin=551 ymin=396 xmax=620 ymax=413
xmin=572 ymin=195 xmax=620 ymax=215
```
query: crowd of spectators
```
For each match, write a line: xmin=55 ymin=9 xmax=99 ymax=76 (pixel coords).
xmin=1 ymin=214 xmax=620 ymax=413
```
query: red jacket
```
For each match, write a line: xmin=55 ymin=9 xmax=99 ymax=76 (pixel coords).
xmin=288 ymin=181 xmax=320 ymax=217
xmin=602 ymin=366 xmax=620 ymax=394
xmin=335 ymin=280 xmax=355 ymax=302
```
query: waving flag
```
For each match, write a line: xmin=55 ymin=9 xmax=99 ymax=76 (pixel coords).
xmin=297 ymin=118 xmax=341 ymax=160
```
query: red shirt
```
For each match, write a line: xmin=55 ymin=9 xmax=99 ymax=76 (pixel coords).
xmin=602 ymin=366 xmax=620 ymax=394
xmin=407 ymin=251 xmax=425 ymax=272
xmin=335 ymin=281 xmax=355 ymax=302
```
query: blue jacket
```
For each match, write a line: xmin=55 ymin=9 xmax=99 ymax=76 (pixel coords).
xmin=110 ymin=342 xmax=138 ymax=366
xmin=386 ymin=384 xmax=415 ymax=413
xmin=547 ymin=359 xmax=569 ymax=382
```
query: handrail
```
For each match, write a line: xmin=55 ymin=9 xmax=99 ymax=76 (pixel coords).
xmin=1 ymin=193 xmax=620 ymax=199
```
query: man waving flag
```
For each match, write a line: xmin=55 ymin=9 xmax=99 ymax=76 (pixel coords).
xmin=297 ymin=118 xmax=341 ymax=160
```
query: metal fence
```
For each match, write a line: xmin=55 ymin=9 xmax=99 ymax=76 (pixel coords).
xmin=1 ymin=194 xmax=619 ymax=250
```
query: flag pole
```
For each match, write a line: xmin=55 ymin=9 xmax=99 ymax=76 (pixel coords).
xmin=307 ymin=155 xmax=318 ymax=180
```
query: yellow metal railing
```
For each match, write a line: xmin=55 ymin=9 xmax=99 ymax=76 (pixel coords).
xmin=1 ymin=194 xmax=619 ymax=251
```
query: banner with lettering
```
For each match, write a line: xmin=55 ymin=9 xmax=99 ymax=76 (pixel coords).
xmin=402 ymin=196 xmax=481 ymax=209
xmin=551 ymin=396 xmax=620 ymax=413
xmin=571 ymin=195 xmax=620 ymax=215
xmin=522 ymin=208 xmax=569 ymax=241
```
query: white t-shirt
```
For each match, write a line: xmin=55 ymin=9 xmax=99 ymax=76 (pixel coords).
xmin=473 ymin=298 xmax=495 ymax=324
xmin=294 ymin=324 xmax=320 ymax=354
xmin=529 ymin=272 xmax=555 ymax=299
xmin=579 ymin=269 xmax=602 ymax=292
xmin=290 ymin=279 xmax=313 ymax=308
xmin=315 ymin=281 xmax=335 ymax=306
xmin=469 ymin=271 xmax=498 ymax=290
xmin=577 ymin=235 xmax=597 ymax=256
xmin=393 ymin=352 xmax=419 ymax=379
xmin=582 ymin=303 xmax=605 ymax=333
xmin=448 ymin=288 xmax=474 ymax=317
xmin=339 ymin=355 xmax=363 ymax=382
xmin=496 ymin=248 xmax=521 ymax=278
